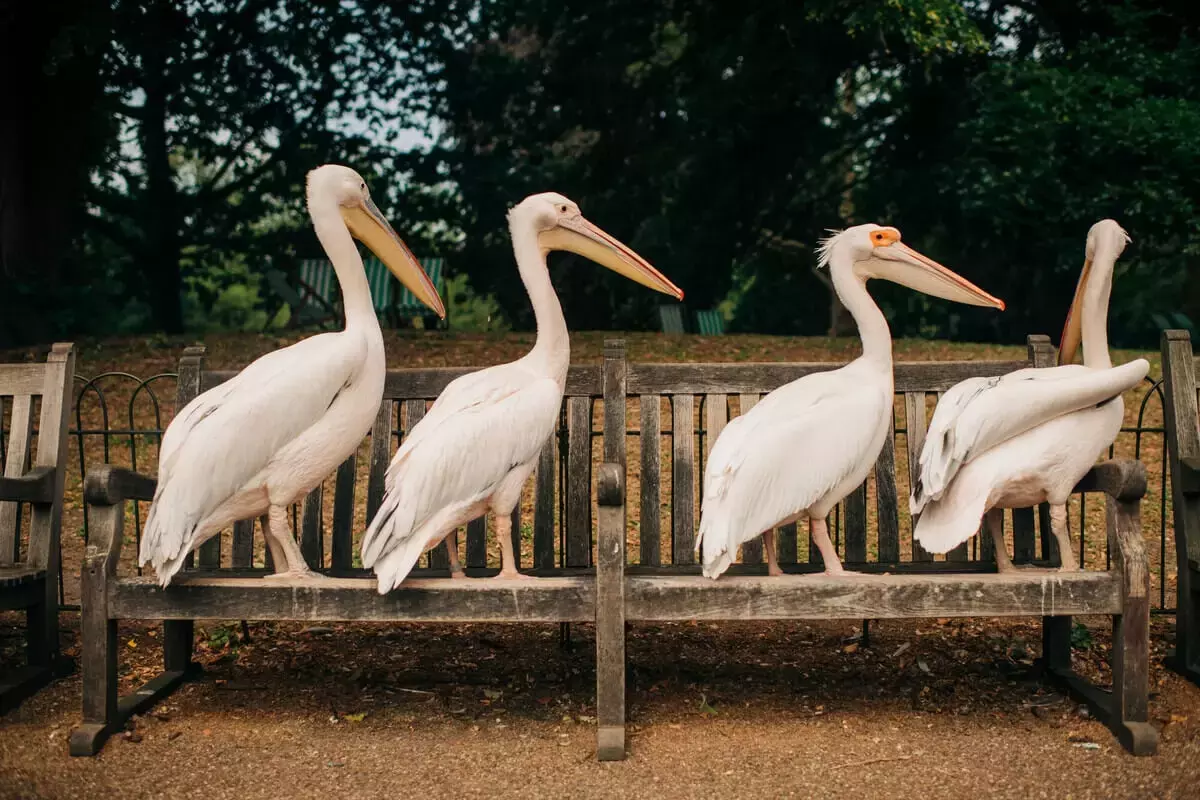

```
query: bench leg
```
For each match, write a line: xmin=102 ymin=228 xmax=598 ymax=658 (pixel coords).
xmin=1111 ymin=598 xmax=1157 ymax=755
xmin=1041 ymin=615 xmax=1072 ymax=674
xmin=0 ymin=587 xmax=55 ymax=713
xmin=70 ymin=618 xmax=198 ymax=757
xmin=595 ymin=466 xmax=627 ymax=761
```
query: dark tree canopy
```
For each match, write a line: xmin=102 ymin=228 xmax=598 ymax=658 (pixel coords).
xmin=1 ymin=0 xmax=1196 ymax=346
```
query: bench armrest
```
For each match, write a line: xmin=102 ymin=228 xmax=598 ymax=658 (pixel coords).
xmin=82 ymin=465 xmax=156 ymax=569
xmin=84 ymin=465 xmax=157 ymax=506
xmin=1073 ymin=460 xmax=1147 ymax=503
xmin=0 ymin=466 xmax=56 ymax=503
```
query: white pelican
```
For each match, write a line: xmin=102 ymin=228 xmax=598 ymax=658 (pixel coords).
xmin=362 ymin=192 xmax=683 ymax=593
xmin=697 ymin=224 xmax=1004 ymax=578
xmin=140 ymin=164 xmax=445 ymax=586
xmin=911 ymin=220 xmax=1149 ymax=570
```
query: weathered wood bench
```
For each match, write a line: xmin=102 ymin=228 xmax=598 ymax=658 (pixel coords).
xmin=0 ymin=343 xmax=75 ymax=712
xmin=71 ymin=345 xmax=600 ymax=755
xmin=71 ymin=337 xmax=1156 ymax=759
xmin=592 ymin=335 xmax=1156 ymax=758
xmin=1161 ymin=329 xmax=1200 ymax=686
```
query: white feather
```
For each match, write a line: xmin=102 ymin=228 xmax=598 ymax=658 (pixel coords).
xmin=697 ymin=365 xmax=890 ymax=578
xmin=361 ymin=360 xmax=563 ymax=593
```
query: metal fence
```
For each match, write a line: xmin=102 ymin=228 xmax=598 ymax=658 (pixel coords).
xmin=50 ymin=369 xmax=1179 ymax=613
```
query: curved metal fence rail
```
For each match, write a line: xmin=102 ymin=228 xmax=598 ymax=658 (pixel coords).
xmin=59 ymin=370 xmax=1178 ymax=613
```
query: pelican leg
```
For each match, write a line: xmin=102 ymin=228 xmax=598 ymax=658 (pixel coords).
xmin=445 ymin=535 xmax=466 ymax=579
xmin=260 ymin=514 xmax=287 ymax=571
xmin=985 ymin=508 xmax=1015 ymax=573
xmin=762 ymin=530 xmax=783 ymax=577
xmin=810 ymin=516 xmax=854 ymax=576
xmin=1050 ymin=504 xmax=1079 ymax=571
xmin=261 ymin=505 xmax=328 ymax=582
xmin=492 ymin=513 xmax=531 ymax=580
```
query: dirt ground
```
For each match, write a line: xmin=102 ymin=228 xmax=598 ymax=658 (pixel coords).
xmin=2 ymin=613 xmax=1199 ymax=799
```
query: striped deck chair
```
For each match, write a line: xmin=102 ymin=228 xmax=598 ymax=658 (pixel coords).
xmin=658 ymin=304 xmax=686 ymax=334
xmin=694 ymin=309 xmax=725 ymax=336
xmin=362 ymin=258 xmax=394 ymax=322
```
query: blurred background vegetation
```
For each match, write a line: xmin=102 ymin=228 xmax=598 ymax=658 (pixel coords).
xmin=2 ymin=0 xmax=1197 ymax=347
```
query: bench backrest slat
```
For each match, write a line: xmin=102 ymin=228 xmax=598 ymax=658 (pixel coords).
xmin=0 ymin=395 xmax=35 ymax=563
xmin=875 ymin=408 xmax=901 ymax=563
xmin=639 ymin=395 xmax=662 ymax=566
xmin=566 ymin=396 xmax=593 ymax=568
xmin=671 ymin=393 xmax=696 ymax=565
xmin=0 ymin=343 xmax=74 ymax=571
xmin=903 ymin=390 xmax=932 ymax=562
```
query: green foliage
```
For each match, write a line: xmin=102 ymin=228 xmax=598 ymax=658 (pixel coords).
xmin=443 ymin=273 xmax=510 ymax=333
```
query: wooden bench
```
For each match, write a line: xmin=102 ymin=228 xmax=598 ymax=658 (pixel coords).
xmin=70 ymin=344 xmax=599 ymax=755
xmin=71 ymin=337 xmax=1156 ymax=759
xmin=1160 ymin=329 xmax=1200 ymax=685
xmin=0 ymin=343 xmax=75 ymax=712
xmin=592 ymin=335 xmax=1156 ymax=758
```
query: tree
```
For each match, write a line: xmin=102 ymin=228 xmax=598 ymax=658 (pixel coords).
xmin=426 ymin=0 xmax=988 ymax=333
xmin=0 ymin=1 xmax=111 ymax=346
xmin=91 ymin=0 xmax=449 ymax=334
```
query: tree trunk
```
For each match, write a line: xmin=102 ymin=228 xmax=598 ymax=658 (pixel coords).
xmin=0 ymin=1 xmax=110 ymax=345
xmin=139 ymin=28 xmax=184 ymax=335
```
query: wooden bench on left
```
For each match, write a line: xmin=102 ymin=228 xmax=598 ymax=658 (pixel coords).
xmin=0 ymin=343 xmax=75 ymax=712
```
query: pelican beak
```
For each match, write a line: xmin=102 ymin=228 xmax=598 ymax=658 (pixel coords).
xmin=540 ymin=215 xmax=685 ymax=300
xmin=1058 ymin=257 xmax=1092 ymax=365
xmin=873 ymin=232 xmax=1005 ymax=310
xmin=342 ymin=197 xmax=446 ymax=319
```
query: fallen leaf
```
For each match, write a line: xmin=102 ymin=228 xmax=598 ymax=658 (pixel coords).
xmin=891 ymin=643 xmax=911 ymax=658
xmin=126 ymin=640 xmax=137 ymax=649
xmin=343 ymin=712 xmax=366 ymax=723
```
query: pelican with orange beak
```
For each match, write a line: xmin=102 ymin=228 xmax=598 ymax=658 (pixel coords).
xmin=363 ymin=192 xmax=683 ymax=592
xmin=911 ymin=220 xmax=1149 ymax=570
xmin=141 ymin=165 xmax=445 ymax=586
xmin=697 ymin=224 xmax=1005 ymax=578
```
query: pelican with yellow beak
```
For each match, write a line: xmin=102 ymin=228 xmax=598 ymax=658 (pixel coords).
xmin=911 ymin=220 xmax=1149 ymax=570
xmin=362 ymin=192 xmax=683 ymax=592
xmin=140 ymin=164 xmax=445 ymax=586
xmin=698 ymin=224 xmax=1005 ymax=578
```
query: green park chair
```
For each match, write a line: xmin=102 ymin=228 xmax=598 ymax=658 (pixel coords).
xmin=658 ymin=304 xmax=686 ymax=334
xmin=694 ymin=309 xmax=725 ymax=336
xmin=267 ymin=255 xmax=445 ymax=329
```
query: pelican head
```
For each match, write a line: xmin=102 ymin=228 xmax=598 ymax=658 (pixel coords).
xmin=307 ymin=164 xmax=446 ymax=318
xmin=818 ymin=224 xmax=1005 ymax=310
xmin=1058 ymin=219 xmax=1130 ymax=365
xmin=513 ymin=192 xmax=684 ymax=300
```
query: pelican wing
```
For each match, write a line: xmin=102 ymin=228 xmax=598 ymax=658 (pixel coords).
xmin=912 ymin=358 xmax=1149 ymax=513
xmin=361 ymin=363 xmax=562 ymax=591
xmin=140 ymin=334 xmax=360 ymax=573
xmin=697 ymin=372 xmax=886 ymax=577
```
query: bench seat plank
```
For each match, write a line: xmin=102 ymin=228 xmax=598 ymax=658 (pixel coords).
xmin=109 ymin=575 xmax=595 ymax=622
xmin=624 ymin=572 xmax=1121 ymax=621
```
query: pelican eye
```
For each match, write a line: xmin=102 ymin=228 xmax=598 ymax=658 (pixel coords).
xmin=559 ymin=204 xmax=569 ymax=214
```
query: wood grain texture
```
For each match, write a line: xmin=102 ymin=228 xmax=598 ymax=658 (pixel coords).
xmin=109 ymin=576 xmax=595 ymax=622
xmin=671 ymin=394 xmax=695 ymax=564
xmin=639 ymin=396 xmax=662 ymax=567
xmin=876 ymin=410 xmax=900 ymax=563
xmin=566 ymin=396 xmax=592 ymax=568
xmin=533 ymin=438 xmax=557 ymax=571
xmin=0 ymin=395 xmax=34 ymax=563
xmin=627 ymin=360 xmax=1029 ymax=396
xmin=844 ymin=482 xmax=867 ymax=564
xmin=366 ymin=401 xmax=394 ymax=521
xmin=595 ymin=462 xmax=625 ymax=760
xmin=1161 ymin=330 xmax=1200 ymax=678
xmin=624 ymin=572 xmax=1122 ymax=621
xmin=300 ymin=484 xmax=323 ymax=570
xmin=904 ymin=392 xmax=931 ymax=561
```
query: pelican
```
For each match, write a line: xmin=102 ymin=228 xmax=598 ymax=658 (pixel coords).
xmin=362 ymin=192 xmax=683 ymax=593
xmin=697 ymin=224 xmax=1005 ymax=578
xmin=911 ymin=220 xmax=1149 ymax=570
xmin=139 ymin=165 xmax=445 ymax=586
